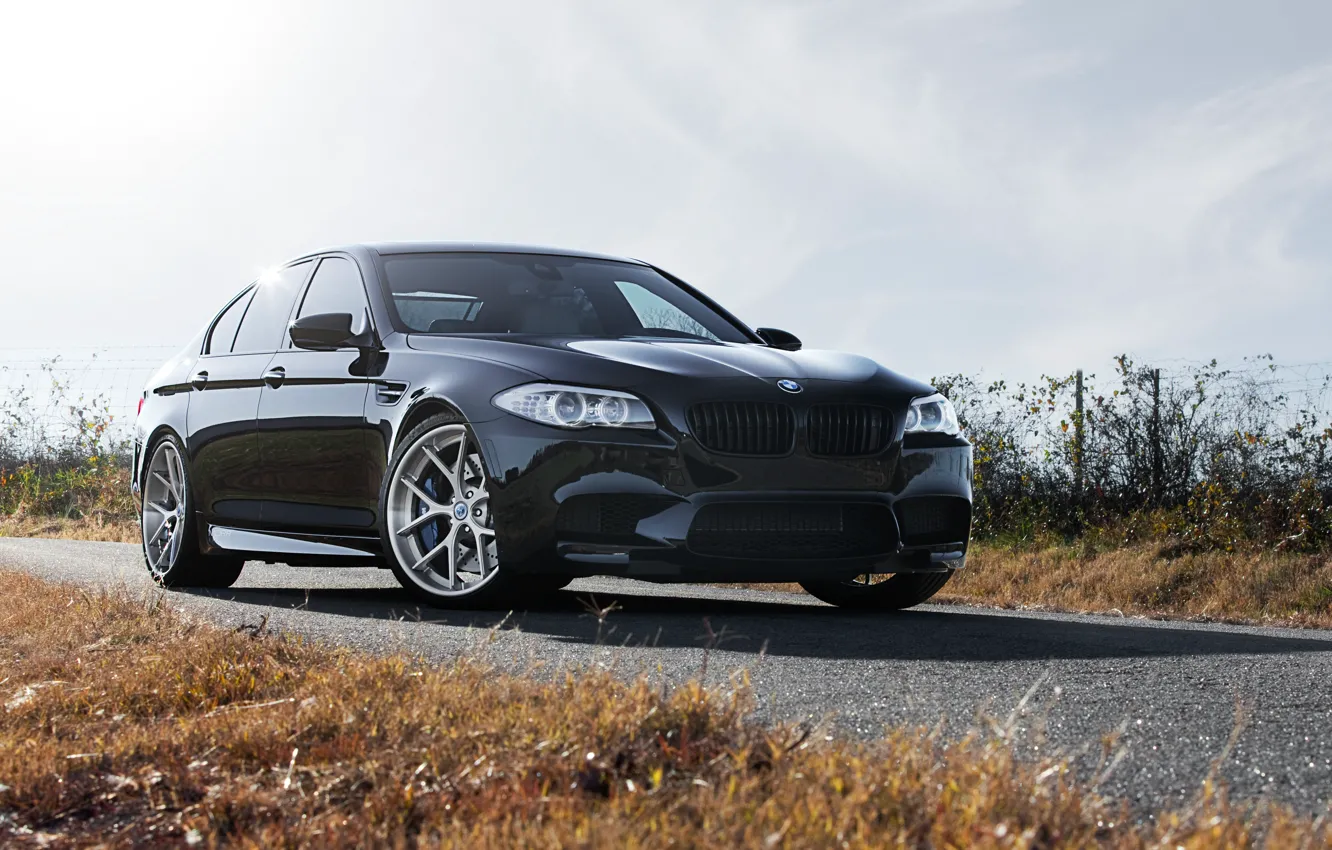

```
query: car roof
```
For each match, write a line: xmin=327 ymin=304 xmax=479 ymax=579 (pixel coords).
xmin=303 ymin=242 xmax=648 ymax=266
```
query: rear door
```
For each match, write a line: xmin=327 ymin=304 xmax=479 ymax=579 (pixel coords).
xmin=186 ymin=287 xmax=263 ymax=524
xmin=255 ymin=255 xmax=381 ymax=535
xmin=185 ymin=261 xmax=309 ymax=526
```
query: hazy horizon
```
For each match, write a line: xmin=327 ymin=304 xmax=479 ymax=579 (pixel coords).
xmin=2 ymin=0 xmax=1330 ymax=384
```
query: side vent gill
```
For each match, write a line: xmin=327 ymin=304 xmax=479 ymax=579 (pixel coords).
xmin=375 ymin=381 xmax=409 ymax=405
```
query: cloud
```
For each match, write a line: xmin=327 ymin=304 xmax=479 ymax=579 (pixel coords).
xmin=513 ymin=1 xmax=1332 ymax=377
xmin=0 ymin=0 xmax=1329 ymax=383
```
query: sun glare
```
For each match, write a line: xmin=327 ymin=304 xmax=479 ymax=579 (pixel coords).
xmin=257 ymin=267 xmax=283 ymax=286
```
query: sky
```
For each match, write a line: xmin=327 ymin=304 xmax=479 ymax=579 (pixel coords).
xmin=1 ymin=0 xmax=1330 ymax=384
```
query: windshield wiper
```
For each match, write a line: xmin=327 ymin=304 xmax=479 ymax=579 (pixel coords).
xmin=619 ymin=330 xmax=716 ymax=342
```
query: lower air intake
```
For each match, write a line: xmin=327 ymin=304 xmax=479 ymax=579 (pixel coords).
xmin=894 ymin=496 xmax=972 ymax=547
xmin=555 ymin=494 xmax=677 ymax=540
xmin=687 ymin=502 xmax=896 ymax=560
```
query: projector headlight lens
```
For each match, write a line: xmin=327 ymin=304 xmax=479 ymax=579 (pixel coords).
xmin=905 ymin=393 xmax=960 ymax=436
xmin=493 ymin=384 xmax=656 ymax=429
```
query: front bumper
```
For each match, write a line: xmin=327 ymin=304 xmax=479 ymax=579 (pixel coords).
xmin=476 ymin=412 xmax=973 ymax=583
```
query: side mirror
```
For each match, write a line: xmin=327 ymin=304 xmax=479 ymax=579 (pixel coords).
xmin=289 ymin=312 xmax=356 ymax=350
xmin=755 ymin=327 xmax=802 ymax=352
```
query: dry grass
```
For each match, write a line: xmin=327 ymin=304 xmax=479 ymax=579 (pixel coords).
xmin=739 ymin=544 xmax=1332 ymax=629
xmin=1 ymin=568 xmax=1329 ymax=848
xmin=944 ymin=543 xmax=1332 ymax=627
xmin=0 ymin=464 xmax=133 ymax=524
xmin=0 ymin=513 xmax=138 ymax=543
xmin=0 ymin=463 xmax=137 ymax=543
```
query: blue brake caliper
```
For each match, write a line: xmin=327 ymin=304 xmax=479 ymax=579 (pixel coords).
xmin=418 ymin=474 xmax=441 ymax=550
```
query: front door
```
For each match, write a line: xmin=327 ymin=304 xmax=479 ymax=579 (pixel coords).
xmin=256 ymin=255 xmax=381 ymax=535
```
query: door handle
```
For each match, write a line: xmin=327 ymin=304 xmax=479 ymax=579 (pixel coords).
xmin=190 ymin=370 xmax=208 ymax=390
xmin=263 ymin=366 xmax=286 ymax=388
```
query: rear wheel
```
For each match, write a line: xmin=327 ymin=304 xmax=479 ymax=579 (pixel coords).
xmin=800 ymin=567 xmax=955 ymax=610
xmin=140 ymin=434 xmax=244 ymax=589
xmin=381 ymin=414 xmax=525 ymax=608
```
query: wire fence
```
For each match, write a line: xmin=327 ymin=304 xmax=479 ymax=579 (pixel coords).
xmin=939 ymin=355 xmax=1332 ymax=452
xmin=1148 ymin=356 xmax=1332 ymax=409
xmin=0 ymin=346 xmax=183 ymax=456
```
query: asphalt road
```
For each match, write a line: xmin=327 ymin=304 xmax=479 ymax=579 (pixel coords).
xmin=4 ymin=537 xmax=1332 ymax=815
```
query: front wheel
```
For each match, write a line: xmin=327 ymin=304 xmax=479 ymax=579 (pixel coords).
xmin=140 ymin=434 xmax=244 ymax=589
xmin=381 ymin=415 xmax=522 ymax=608
xmin=800 ymin=568 xmax=955 ymax=610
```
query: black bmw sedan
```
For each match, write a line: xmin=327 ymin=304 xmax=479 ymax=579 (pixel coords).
xmin=132 ymin=243 xmax=972 ymax=609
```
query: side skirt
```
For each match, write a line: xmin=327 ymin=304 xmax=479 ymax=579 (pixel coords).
xmin=209 ymin=525 xmax=383 ymax=566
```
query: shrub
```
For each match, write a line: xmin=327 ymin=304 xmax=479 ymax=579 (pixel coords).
xmin=936 ymin=356 xmax=1331 ymax=551
xmin=0 ymin=358 xmax=133 ymax=522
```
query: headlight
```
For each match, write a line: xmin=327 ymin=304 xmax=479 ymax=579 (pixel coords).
xmin=904 ymin=393 xmax=960 ymax=436
xmin=492 ymin=383 xmax=656 ymax=429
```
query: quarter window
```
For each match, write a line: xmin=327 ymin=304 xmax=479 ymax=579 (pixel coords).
xmin=205 ymin=288 xmax=254 ymax=355
xmin=231 ymin=261 xmax=312 ymax=354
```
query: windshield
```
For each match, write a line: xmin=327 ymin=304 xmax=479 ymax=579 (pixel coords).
xmin=377 ymin=252 xmax=754 ymax=343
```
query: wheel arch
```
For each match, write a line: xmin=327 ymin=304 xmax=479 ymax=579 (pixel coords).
xmin=393 ymin=396 xmax=467 ymax=454
xmin=138 ymin=424 xmax=186 ymax=489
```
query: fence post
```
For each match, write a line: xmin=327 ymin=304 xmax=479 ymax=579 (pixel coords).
xmin=1074 ymin=369 xmax=1084 ymax=502
xmin=1150 ymin=367 xmax=1162 ymax=505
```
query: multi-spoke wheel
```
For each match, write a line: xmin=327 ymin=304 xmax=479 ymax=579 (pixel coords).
xmin=142 ymin=439 xmax=188 ymax=579
xmin=139 ymin=434 xmax=244 ymax=588
xmin=382 ymin=416 xmax=513 ymax=606
xmin=799 ymin=560 xmax=957 ymax=610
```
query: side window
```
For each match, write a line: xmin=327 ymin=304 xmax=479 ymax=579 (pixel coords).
xmin=295 ymin=257 xmax=370 ymax=326
xmin=205 ymin=288 xmax=254 ymax=355
xmin=231 ymin=261 xmax=312 ymax=354
xmin=614 ymin=281 xmax=719 ymax=341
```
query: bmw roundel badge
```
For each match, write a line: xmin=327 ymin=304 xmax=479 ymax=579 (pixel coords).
xmin=777 ymin=379 xmax=802 ymax=394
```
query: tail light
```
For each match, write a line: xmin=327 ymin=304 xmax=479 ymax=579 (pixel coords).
xmin=137 ymin=396 xmax=145 ymax=418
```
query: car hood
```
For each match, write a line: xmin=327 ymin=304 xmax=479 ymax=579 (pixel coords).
xmin=405 ymin=335 xmax=932 ymax=393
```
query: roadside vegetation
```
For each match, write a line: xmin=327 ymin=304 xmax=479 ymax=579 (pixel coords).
xmin=3 ymin=567 xmax=1330 ymax=848
xmin=932 ymin=356 xmax=1332 ymax=625
xmin=2 ymin=355 xmax=1330 ymax=625
xmin=946 ymin=543 xmax=1332 ymax=626
xmin=940 ymin=356 xmax=1331 ymax=554
xmin=0 ymin=361 xmax=135 ymax=542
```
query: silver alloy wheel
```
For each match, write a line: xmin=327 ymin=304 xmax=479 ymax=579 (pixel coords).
xmin=141 ymin=440 xmax=187 ymax=578
xmin=386 ymin=423 xmax=499 ymax=597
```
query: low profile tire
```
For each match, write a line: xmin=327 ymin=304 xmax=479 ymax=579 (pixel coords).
xmin=800 ymin=567 xmax=956 ymax=610
xmin=381 ymin=413 xmax=525 ymax=609
xmin=140 ymin=434 xmax=244 ymax=589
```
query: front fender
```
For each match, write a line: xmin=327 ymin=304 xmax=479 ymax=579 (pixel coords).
xmin=367 ymin=339 xmax=542 ymax=463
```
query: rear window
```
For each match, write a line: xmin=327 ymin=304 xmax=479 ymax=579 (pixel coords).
xmin=377 ymin=252 xmax=751 ymax=343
